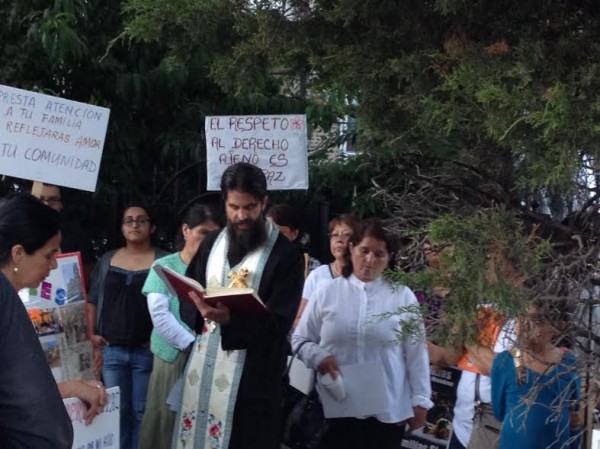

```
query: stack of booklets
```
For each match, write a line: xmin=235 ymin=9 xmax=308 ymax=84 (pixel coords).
xmin=153 ymin=265 xmax=268 ymax=316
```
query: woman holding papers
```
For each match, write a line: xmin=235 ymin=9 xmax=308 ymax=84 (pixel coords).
xmin=139 ymin=203 xmax=219 ymax=449
xmin=0 ymin=193 xmax=106 ymax=448
xmin=292 ymin=219 xmax=433 ymax=449
xmin=87 ymin=204 xmax=169 ymax=449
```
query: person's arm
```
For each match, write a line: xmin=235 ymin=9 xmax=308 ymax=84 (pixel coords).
xmin=464 ymin=343 xmax=497 ymax=375
xmin=292 ymin=298 xmax=308 ymax=329
xmin=291 ymin=289 xmax=334 ymax=372
xmin=147 ymin=292 xmax=194 ymax=350
xmin=220 ymin=245 xmax=304 ymax=351
xmin=86 ymin=302 xmax=106 ymax=378
xmin=402 ymin=288 xmax=434 ymax=426
xmin=293 ymin=268 xmax=320 ymax=328
xmin=566 ymin=353 xmax=584 ymax=429
xmin=427 ymin=341 xmax=462 ymax=368
xmin=86 ymin=260 xmax=107 ymax=378
xmin=57 ymin=379 xmax=107 ymax=425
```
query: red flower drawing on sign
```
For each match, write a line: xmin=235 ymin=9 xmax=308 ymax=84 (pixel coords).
xmin=291 ymin=117 xmax=304 ymax=129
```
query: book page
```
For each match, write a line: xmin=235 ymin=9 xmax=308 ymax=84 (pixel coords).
xmin=205 ymin=286 xmax=254 ymax=296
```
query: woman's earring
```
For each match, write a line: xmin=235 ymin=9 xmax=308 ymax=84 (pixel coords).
xmin=13 ymin=266 xmax=18 ymax=273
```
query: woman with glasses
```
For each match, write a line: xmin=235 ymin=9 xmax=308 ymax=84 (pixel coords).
xmin=138 ymin=203 xmax=219 ymax=449
xmin=293 ymin=213 xmax=358 ymax=327
xmin=87 ymin=204 xmax=169 ymax=449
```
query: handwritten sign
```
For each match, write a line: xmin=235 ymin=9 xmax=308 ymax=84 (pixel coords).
xmin=64 ymin=387 xmax=120 ymax=449
xmin=205 ymin=114 xmax=309 ymax=190
xmin=0 ymin=84 xmax=110 ymax=192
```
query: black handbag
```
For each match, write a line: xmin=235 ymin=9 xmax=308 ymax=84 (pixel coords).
xmin=281 ymin=341 xmax=328 ymax=449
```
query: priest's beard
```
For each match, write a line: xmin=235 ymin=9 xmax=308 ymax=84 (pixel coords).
xmin=227 ymin=215 xmax=268 ymax=262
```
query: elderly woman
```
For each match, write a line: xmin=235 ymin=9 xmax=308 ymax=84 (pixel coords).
xmin=293 ymin=213 xmax=358 ymax=327
xmin=0 ymin=193 xmax=106 ymax=448
xmin=138 ymin=203 xmax=219 ymax=449
xmin=292 ymin=219 xmax=433 ymax=449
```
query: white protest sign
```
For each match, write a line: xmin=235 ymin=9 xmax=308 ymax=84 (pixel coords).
xmin=0 ymin=84 xmax=110 ymax=192
xmin=205 ymin=114 xmax=308 ymax=190
xmin=64 ymin=386 xmax=120 ymax=449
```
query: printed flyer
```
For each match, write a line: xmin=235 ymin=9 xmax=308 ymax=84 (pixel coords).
xmin=19 ymin=252 xmax=92 ymax=381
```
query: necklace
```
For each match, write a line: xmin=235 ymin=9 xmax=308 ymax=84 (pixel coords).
xmin=331 ymin=262 xmax=343 ymax=277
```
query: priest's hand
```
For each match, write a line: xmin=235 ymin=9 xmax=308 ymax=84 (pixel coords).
xmin=188 ymin=291 xmax=231 ymax=325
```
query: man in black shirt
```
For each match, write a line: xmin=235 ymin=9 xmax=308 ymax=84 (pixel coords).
xmin=176 ymin=163 xmax=304 ymax=449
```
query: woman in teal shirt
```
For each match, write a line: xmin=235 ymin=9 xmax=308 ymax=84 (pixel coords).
xmin=138 ymin=203 xmax=219 ymax=449
xmin=492 ymin=301 xmax=582 ymax=449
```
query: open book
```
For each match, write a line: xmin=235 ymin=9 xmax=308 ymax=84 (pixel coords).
xmin=153 ymin=264 xmax=268 ymax=316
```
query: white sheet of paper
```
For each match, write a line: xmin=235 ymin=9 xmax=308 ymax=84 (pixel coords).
xmin=318 ymin=361 xmax=388 ymax=418
xmin=287 ymin=355 xmax=315 ymax=395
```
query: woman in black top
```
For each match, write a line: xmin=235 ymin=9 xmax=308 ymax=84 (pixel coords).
xmin=88 ymin=204 xmax=168 ymax=449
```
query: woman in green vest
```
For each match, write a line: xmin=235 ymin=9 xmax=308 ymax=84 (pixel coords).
xmin=138 ymin=203 xmax=220 ymax=449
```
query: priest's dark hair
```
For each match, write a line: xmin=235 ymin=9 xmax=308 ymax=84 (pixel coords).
xmin=220 ymin=163 xmax=267 ymax=201
xmin=0 ymin=193 xmax=60 ymax=267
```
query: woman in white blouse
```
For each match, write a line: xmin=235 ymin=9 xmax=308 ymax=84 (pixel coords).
xmin=292 ymin=213 xmax=359 ymax=327
xmin=292 ymin=219 xmax=432 ymax=449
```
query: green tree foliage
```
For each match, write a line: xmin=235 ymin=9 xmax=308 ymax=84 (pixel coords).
xmin=123 ymin=0 xmax=600 ymax=223
xmin=113 ymin=1 xmax=600 ymax=385
xmin=119 ymin=0 xmax=600 ymax=295
xmin=0 ymin=0 xmax=312 ymax=244
xmin=387 ymin=209 xmax=552 ymax=345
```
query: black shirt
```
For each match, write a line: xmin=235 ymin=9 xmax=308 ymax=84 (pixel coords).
xmin=181 ymin=229 xmax=305 ymax=449
xmin=100 ymin=267 xmax=152 ymax=346
xmin=0 ymin=272 xmax=73 ymax=448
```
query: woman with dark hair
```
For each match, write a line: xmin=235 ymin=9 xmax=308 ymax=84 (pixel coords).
xmin=293 ymin=213 xmax=359 ymax=327
xmin=267 ymin=204 xmax=321 ymax=276
xmin=492 ymin=299 xmax=582 ymax=449
xmin=292 ymin=219 xmax=432 ymax=449
xmin=87 ymin=204 xmax=169 ymax=449
xmin=138 ymin=203 xmax=219 ymax=449
xmin=0 ymin=193 xmax=106 ymax=448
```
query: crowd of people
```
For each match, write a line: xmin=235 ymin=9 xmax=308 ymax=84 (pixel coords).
xmin=0 ymin=162 xmax=585 ymax=449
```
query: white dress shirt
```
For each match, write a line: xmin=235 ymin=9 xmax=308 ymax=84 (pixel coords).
xmin=292 ymin=274 xmax=433 ymax=423
xmin=147 ymin=292 xmax=195 ymax=351
xmin=302 ymin=264 xmax=334 ymax=300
